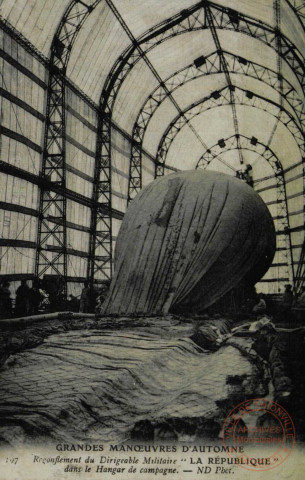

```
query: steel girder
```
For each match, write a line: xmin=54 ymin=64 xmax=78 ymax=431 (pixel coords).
xmin=295 ymin=239 xmax=305 ymax=292
xmin=129 ymin=1 xmax=305 ymax=88
xmin=0 ymin=161 xmax=124 ymax=219
xmin=36 ymin=0 xmax=101 ymax=293
xmin=197 ymin=134 xmax=295 ymax=286
xmin=91 ymin=2 xmax=209 ymax=275
xmin=205 ymin=3 xmax=244 ymax=166
xmin=87 ymin=109 xmax=113 ymax=283
xmin=205 ymin=2 xmax=305 ymax=87
xmin=100 ymin=1 xmax=305 ymax=200
xmin=129 ymin=51 xmax=305 ymax=200
xmin=94 ymin=1 xmax=305 ymax=286
xmin=123 ymin=3 xmax=304 ymax=200
xmin=269 ymin=0 xmax=285 ymax=151
xmin=154 ymin=85 xmax=305 ymax=177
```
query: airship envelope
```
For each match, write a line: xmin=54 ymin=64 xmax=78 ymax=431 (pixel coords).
xmin=103 ymin=170 xmax=276 ymax=316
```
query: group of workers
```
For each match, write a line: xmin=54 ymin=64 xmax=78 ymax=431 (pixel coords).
xmin=0 ymin=279 xmax=54 ymax=318
xmin=0 ymin=279 xmax=110 ymax=318
xmin=0 ymin=279 xmax=41 ymax=318
xmin=0 ymin=278 xmax=304 ymax=320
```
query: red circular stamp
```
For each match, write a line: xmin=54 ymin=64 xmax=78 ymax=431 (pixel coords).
xmin=222 ymin=398 xmax=295 ymax=471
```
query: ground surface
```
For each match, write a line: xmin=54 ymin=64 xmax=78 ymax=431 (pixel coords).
xmin=0 ymin=316 xmax=269 ymax=446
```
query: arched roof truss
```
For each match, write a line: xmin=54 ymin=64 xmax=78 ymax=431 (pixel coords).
xmin=154 ymin=86 xmax=305 ymax=176
xmin=83 ymin=0 xmax=305 ymax=290
xmin=2 ymin=0 xmax=305 ymax=293
xmin=128 ymin=51 xmax=305 ymax=200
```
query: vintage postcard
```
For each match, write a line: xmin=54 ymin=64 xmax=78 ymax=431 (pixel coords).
xmin=0 ymin=1 xmax=304 ymax=479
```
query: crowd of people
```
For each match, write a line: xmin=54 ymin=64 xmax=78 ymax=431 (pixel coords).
xmin=0 ymin=278 xmax=304 ymax=320
xmin=0 ymin=279 xmax=110 ymax=319
xmin=0 ymin=279 xmax=51 ymax=318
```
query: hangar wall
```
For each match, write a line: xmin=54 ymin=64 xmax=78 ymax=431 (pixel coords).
xmin=0 ymin=22 xmax=156 ymax=297
xmin=1 ymin=4 xmax=304 ymax=298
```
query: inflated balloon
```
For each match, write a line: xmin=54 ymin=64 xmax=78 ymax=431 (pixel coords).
xmin=103 ymin=170 xmax=276 ymax=316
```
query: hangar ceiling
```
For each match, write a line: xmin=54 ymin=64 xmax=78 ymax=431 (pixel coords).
xmin=1 ymin=0 xmax=305 ymax=294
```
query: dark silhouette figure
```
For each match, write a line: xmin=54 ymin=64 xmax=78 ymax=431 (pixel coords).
xmin=283 ymin=284 xmax=294 ymax=309
xmin=15 ymin=280 xmax=30 ymax=317
xmin=79 ymin=282 xmax=91 ymax=313
xmin=0 ymin=281 xmax=12 ymax=318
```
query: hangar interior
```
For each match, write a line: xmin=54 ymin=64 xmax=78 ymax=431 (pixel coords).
xmin=1 ymin=0 xmax=305 ymax=449
xmin=1 ymin=0 xmax=305 ymax=303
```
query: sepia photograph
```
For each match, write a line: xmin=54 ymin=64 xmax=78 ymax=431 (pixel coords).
xmin=0 ymin=1 xmax=305 ymax=478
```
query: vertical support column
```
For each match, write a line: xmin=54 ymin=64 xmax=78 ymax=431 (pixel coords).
xmin=35 ymin=53 xmax=68 ymax=295
xmin=128 ymin=136 xmax=142 ymax=203
xmin=88 ymin=111 xmax=113 ymax=284
xmin=35 ymin=1 xmax=101 ymax=296
xmin=273 ymin=0 xmax=295 ymax=288
xmin=295 ymin=238 xmax=305 ymax=293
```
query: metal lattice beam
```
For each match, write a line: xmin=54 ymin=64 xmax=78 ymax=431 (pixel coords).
xmin=295 ymin=240 xmax=305 ymax=293
xmin=35 ymin=0 xmax=101 ymax=294
xmin=205 ymin=3 xmax=244 ymax=166
xmin=87 ymin=109 xmax=113 ymax=283
xmin=104 ymin=1 xmax=210 ymax=208
xmin=154 ymin=85 xmax=305 ymax=176
xmin=89 ymin=0 xmax=210 ymax=278
xmin=129 ymin=51 xmax=305 ymax=200
xmin=97 ymin=1 xmax=305 ymax=202
xmin=96 ymin=0 xmax=305 ymax=289
xmin=102 ymin=0 xmax=305 ymax=119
